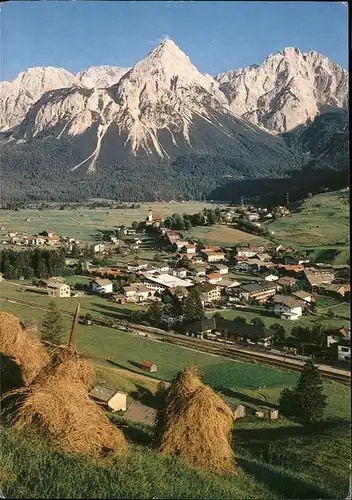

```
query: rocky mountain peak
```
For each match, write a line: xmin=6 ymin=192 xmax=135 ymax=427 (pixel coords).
xmin=215 ymin=48 xmax=348 ymax=133
xmin=0 ymin=65 xmax=129 ymax=131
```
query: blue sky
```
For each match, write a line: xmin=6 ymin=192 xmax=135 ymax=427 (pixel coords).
xmin=1 ymin=1 xmax=348 ymax=81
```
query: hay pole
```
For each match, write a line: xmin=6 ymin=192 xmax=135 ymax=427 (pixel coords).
xmin=68 ymin=303 xmax=80 ymax=349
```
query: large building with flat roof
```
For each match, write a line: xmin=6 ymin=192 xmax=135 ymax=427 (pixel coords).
xmin=140 ymin=272 xmax=194 ymax=293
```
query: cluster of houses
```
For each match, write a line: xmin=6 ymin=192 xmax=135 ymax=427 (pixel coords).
xmin=4 ymin=229 xmax=79 ymax=250
xmin=80 ymin=234 xmax=350 ymax=325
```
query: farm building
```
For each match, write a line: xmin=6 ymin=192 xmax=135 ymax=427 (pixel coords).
xmin=124 ymin=402 xmax=157 ymax=426
xmin=46 ymin=283 xmax=71 ymax=298
xmin=140 ymin=360 xmax=158 ymax=373
xmin=89 ymin=386 xmax=127 ymax=412
xmin=255 ymin=407 xmax=279 ymax=420
xmin=222 ymin=398 xmax=247 ymax=420
xmin=237 ymin=282 xmax=277 ymax=303
xmin=186 ymin=316 xmax=273 ymax=347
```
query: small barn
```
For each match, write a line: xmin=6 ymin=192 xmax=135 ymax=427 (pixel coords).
xmin=124 ymin=402 xmax=157 ymax=426
xmin=233 ymin=403 xmax=247 ymax=420
xmin=222 ymin=397 xmax=247 ymax=420
xmin=89 ymin=385 xmax=127 ymax=412
xmin=140 ymin=360 xmax=158 ymax=373
xmin=255 ymin=407 xmax=279 ymax=420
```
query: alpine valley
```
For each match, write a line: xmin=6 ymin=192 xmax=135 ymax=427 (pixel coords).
xmin=0 ymin=40 xmax=348 ymax=202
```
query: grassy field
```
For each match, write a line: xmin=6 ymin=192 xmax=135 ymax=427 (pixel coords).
xmin=265 ymin=190 xmax=350 ymax=264
xmin=1 ymin=413 xmax=350 ymax=500
xmin=0 ymin=202 xmax=215 ymax=246
xmin=184 ymin=225 xmax=268 ymax=247
xmin=1 ymin=292 xmax=350 ymax=498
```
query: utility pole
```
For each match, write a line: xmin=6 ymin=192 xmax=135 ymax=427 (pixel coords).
xmin=240 ymin=196 xmax=244 ymax=209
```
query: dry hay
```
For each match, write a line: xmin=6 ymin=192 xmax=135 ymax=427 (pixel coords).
xmin=32 ymin=346 xmax=95 ymax=389
xmin=3 ymin=346 xmax=128 ymax=460
xmin=158 ymin=366 xmax=236 ymax=475
xmin=0 ymin=312 xmax=49 ymax=389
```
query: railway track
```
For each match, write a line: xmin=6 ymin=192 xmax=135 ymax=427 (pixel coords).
xmin=2 ymin=295 xmax=350 ymax=384
xmin=148 ymin=333 xmax=351 ymax=384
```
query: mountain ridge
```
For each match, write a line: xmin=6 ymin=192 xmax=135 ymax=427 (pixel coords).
xmin=0 ymin=40 xmax=347 ymax=202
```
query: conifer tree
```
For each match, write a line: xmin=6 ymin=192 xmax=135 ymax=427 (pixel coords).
xmin=147 ymin=301 xmax=163 ymax=326
xmin=41 ymin=301 xmax=65 ymax=347
xmin=183 ymin=287 xmax=204 ymax=324
xmin=279 ymin=358 xmax=327 ymax=422
xmin=295 ymin=358 xmax=327 ymax=422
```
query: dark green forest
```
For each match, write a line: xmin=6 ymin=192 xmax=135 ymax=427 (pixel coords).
xmin=0 ymin=109 xmax=347 ymax=203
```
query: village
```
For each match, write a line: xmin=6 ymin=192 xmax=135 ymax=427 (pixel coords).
xmin=1 ymin=204 xmax=350 ymax=365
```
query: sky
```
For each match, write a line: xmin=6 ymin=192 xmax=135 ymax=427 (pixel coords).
xmin=1 ymin=1 xmax=349 ymax=81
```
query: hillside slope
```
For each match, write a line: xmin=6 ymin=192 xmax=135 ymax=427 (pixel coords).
xmin=265 ymin=189 xmax=350 ymax=263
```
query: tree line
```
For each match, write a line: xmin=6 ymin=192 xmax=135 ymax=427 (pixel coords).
xmin=0 ymin=248 xmax=72 ymax=280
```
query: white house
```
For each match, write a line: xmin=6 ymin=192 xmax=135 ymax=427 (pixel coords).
xmin=181 ymin=244 xmax=196 ymax=254
xmin=162 ymin=309 xmax=184 ymax=327
xmin=173 ymin=240 xmax=189 ymax=252
xmin=272 ymin=295 xmax=303 ymax=320
xmin=46 ymin=283 xmax=71 ymax=298
xmin=30 ymin=235 xmax=46 ymax=246
xmin=214 ymin=264 xmax=229 ymax=275
xmin=93 ymin=243 xmax=105 ymax=253
xmin=191 ymin=266 xmax=207 ymax=277
xmin=90 ymin=278 xmax=113 ymax=295
xmin=172 ymin=268 xmax=188 ymax=278
xmin=201 ymin=250 xmax=225 ymax=262
xmin=265 ymin=274 xmax=279 ymax=282
xmin=152 ymin=263 xmax=170 ymax=273
xmin=123 ymin=283 xmax=150 ymax=303
xmin=235 ymin=245 xmax=263 ymax=258
xmin=337 ymin=343 xmax=351 ymax=362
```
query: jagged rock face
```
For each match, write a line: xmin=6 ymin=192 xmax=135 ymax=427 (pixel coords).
xmin=10 ymin=40 xmax=293 ymax=174
xmin=76 ymin=66 xmax=130 ymax=89
xmin=215 ymin=47 xmax=348 ymax=133
xmin=0 ymin=65 xmax=129 ymax=131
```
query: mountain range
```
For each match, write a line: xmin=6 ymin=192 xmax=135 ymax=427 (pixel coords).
xmin=0 ymin=40 xmax=348 ymax=202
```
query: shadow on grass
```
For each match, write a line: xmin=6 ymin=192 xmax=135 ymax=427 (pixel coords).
xmin=24 ymin=288 xmax=47 ymax=295
xmin=106 ymin=359 xmax=160 ymax=383
xmin=92 ymin=302 xmax=142 ymax=319
xmin=220 ymin=388 xmax=279 ymax=409
xmin=234 ymin=419 xmax=350 ymax=465
xmin=116 ymin=421 xmax=154 ymax=446
xmin=238 ymin=457 xmax=331 ymax=499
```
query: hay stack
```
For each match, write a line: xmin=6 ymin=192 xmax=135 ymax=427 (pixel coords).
xmin=0 ymin=312 xmax=49 ymax=389
xmin=158 ymin=366 xmax=236 ymax=475
xmin=4 ymin=347 xmax=127 ymax=459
